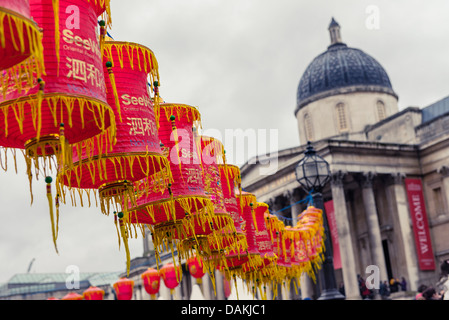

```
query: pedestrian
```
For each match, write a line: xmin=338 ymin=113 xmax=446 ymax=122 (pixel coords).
xmin=414 ymin=284 xmax=428 ymax=300
xmin=379 ymin=280 xmax=390 ymax=300
xmin=400 ymin=277 xmax=407 ymax=291
xmin=390 ymin=278 xmax=399 ymax=293
xmin=339 ymin=282 xmax=345 ymax=297
xmin=421 ymin=287 xmax=442 ymax=300
xmin=436 ymin=259 xmax=449 ymax=300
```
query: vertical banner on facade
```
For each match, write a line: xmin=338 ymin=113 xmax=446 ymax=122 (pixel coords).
xmin=324 ymin=200 xmax=342 ymax=270
xmin=405 ymin=178 xmax=436 ymax=270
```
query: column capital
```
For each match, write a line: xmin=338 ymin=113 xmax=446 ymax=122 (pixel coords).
xmin=330 ymin=170 xmax=347 ymax=188
xmin=385 ymin=172 xmax=406 ymax=186
xmin=283 ymin=190 xmax=292 ymax=200
xmin=360 ymin=171 xmax=376 ymax=189
xmin=437 ymin=165 xmax=449 ymax=178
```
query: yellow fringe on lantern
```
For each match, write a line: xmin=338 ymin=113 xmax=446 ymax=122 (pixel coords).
xmin=0 ymin=8 xmax=45 ymax=92
xmin=103 ymin=41 xmax=160 ymax=85
xmin=157 ymin=103 xmax=202 ymax=131
xmin=0 ymin=93 xmax=115 ymax=145
xmin=59 ymin=152 xmax=172 ymax=212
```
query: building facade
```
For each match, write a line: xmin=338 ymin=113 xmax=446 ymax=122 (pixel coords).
xmin=240 ymin=19 xmax=449 ymax=300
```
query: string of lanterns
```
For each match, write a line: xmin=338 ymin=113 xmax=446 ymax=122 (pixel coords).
xmin=1 ymin=0 xmax=326 ymax=300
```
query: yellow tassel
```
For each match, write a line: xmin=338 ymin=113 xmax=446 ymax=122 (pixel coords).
xmin=51 ymin=0 xmax=60 ymax=76
xmin=99 ymin=20 xmax=106 ymax=57
xmin=45 ymin=176 xmax=58 ymax=254
xmin=36 ymin=79 xmax=45 ymax=141
xmin=105 ymin=61 xmax=122 ymax=122
xmin=169 ymin=114 xmax=183 ymax=175
xmin=118 ymin=212 xmax=131 ymax=276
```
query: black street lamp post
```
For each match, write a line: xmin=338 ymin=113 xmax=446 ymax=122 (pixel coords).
xmin=295 ymin=141 xmax=345 ymax=300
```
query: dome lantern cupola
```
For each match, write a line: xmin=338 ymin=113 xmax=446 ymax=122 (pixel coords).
xmin=328 ymin=17 xmax=343 ymax=46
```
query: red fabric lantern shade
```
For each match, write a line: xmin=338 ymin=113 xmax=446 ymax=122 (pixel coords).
xmin=187 ymin=255 xmax=206 ymax=284
xmin=214 ymin=164 xmax=249 ymax=272
xmin=181 ymin=136 xmax=236 ymax=262
xmin=113 ymin=277 xmax=134 ymax=300
xmin=83 ymin=286 xmax=105 ymax=300
xmin=141 ymin=267 xmax=160 ymax=299
xmin=0 ymin=0 xmax=117 ymax=255
xmin=0 ymin=0 xmax=44 ymax=96
xmin=0 ymin=0 xmax=116 ymax=160
xmin=61 ymin=292 xmax=83 ymax=300
xmin=128 ymin=103 xmax=214 ymax=265
xmin=238 ymin=192 xmax=264 ymax=275
xmin=60 ymin=40 xmax=171 ymax=217
xmin=160 ymin=263 xmax=181 ymax=295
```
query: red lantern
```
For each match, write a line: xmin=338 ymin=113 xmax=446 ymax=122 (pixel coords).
xmin=57 ymin=40 xmax=172 ymax=275
xmin=0 ymin=0 xmax=117 ymax=253
xmin=61 ymin=292 xmax=83 ymax=300
xmin=128 ymin=103 xmax=214 ymax=264
xmin=0 ymin=0 xmax=115 ymax=158
xmin=187 ymin=255 xmax=206 ymax=284
xmin=238 ymin=192 xmax=264 ymax=274
xmin=46 ymin=296 xmax=59 ymax=300
xmin=141 ymin=268 xmax=161 ymax=299
xmin=160 ymin=263 xmax=181 ymax=295
xmin=113 ymin=277 xmax=134 ymax=300
xmin=180 ymin=136 xmax=236 ymax=262
xmin=82 ymin=286 xmax=105 ymax=300
xmin=213 ymin=164 xmax=249 ymax=271
xmin=60 ymin=40 xmax=170 ymax=215
xmin=0 ymin=0 xmax=44 ymax=91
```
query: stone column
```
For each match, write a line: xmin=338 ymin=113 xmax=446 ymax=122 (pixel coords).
xmin=360 ymin=172 xmax=389 ymax=296
xmin=385 ymin=173 xmax=419 ymax=291
xmin=438 ymin=166 xmax=449 ymax=214
xmin=330 ymin=170 xmax=360 ymax=300
xmin=285 ymin=189 xmax=302 ymax=226
xmin=300 ymin=273 xmax=314 ymax=299
xmin=215 ymin=270 xmax=225 ymax=300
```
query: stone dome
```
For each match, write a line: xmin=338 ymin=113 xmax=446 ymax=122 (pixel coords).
xmin=295 ymin=18 xmax=397 ymax=114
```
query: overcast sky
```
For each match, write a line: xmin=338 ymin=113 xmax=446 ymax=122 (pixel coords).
xmin=0 ymin=0 xmax=448 ymax=285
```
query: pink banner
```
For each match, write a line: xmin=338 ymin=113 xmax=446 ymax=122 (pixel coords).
xmin=324 ymin=200 xmax=342 ymax=270
xmin=405 ymin=178 xmax=436 ymax=270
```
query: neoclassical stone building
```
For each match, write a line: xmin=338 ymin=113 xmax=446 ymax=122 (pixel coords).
xmin=240 ymin=18 xmax=449 ymax=300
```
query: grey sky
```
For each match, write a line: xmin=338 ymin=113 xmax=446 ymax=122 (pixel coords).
xmin=0 ymin=0 xmax=448 ymax=284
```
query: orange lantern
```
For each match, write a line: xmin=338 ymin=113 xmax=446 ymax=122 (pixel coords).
xmin=113 ymin=277 xmax=134 ymax=300
xmin=160 ymin=263 xmax=181 ymax=295
xmin=0 ymin=0 xmax=44 ymax=96
xmin=141 ymin=268 xmax=160 ymax=300
xmin=46 ymin=296 xmax=59 ymax=300
xmin=187 ymin=255 xmax=206 ymax=284
xmin=61 ymin=292 xmax=83 ymax=300
xmin=83 ymin=286 xmax=105 ymax=300
xmin=128 ymin=103 xmax=214 ymax=264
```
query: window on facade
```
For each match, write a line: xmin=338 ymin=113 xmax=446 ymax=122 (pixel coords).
xmin=377 ymin=100 xmax=386 ymax=121
xmin=304 ymin=113 xmax=314 ymax=141
xmin=336 ymin=103 xmax=348 ymax=132
xmin=433 ymin=187 xmax=445 ymax=215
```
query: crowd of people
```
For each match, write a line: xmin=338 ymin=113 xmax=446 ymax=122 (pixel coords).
xmin=413 ymin=260 xmax=449 ymax=300
xmin=337 ymin=260 xmax=449 ymax=300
